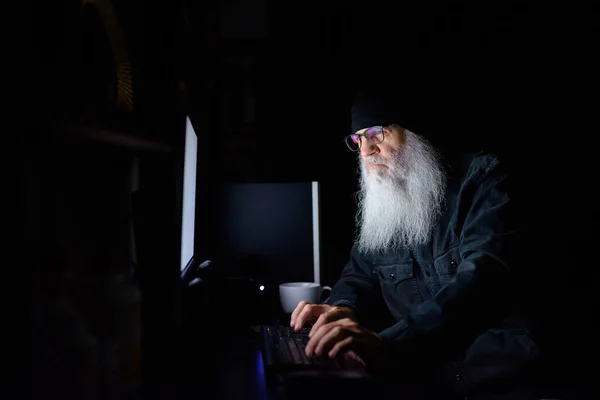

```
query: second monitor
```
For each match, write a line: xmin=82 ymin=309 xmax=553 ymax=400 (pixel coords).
xmin=209 ymin=181 xmax=322 ymax=287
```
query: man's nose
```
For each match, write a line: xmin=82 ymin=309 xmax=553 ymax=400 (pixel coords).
xmin=360 ymin=138 xmax=379 ymax=157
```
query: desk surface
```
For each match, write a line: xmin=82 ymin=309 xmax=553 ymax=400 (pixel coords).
xmin=177 ymin=317 xmax=592 ymax=400
xmin=178 ymin=326 xmax=268 ymax=400
xmin=177 ymin=292 xmax=590 ymax=400
xmin=179 ymin=325 xmax=435 ymax=400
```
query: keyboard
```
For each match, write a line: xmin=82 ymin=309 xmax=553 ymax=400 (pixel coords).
xmin=260 ymin=324 xmax=341 ymax=370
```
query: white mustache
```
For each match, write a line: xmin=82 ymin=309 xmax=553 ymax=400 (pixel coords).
xmin=363 ymin=155 xmax=389 ymax=166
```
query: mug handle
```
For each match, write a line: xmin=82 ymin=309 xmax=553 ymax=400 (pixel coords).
xmin=320 ymin=286 xmax=332 ymax=304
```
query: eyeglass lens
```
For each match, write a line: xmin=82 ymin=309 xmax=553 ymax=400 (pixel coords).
xmin=345 ymin=127 xmax=384 ymax=151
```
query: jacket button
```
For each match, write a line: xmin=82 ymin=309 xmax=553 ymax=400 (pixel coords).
xmin=455 ymin=374 xmax=461 ymax=381
xmin=450 ymin=261 xmax=457 ymax=267
xmin=389 ymin=272 xmax=395 ymax=280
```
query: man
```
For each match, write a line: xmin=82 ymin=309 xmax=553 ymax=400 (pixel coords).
xmin=290 ymin=83 xmax=544 ymax=398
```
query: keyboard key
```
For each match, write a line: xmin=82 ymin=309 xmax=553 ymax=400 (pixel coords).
xmin=284 ymin=338 xmax=304 ymax=364
xmin=293 ymin=336 xmax=310 ymax=364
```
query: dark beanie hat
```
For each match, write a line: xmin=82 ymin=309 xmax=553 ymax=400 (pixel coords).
xmin=350 ymin=79 xmax=422 ymax=134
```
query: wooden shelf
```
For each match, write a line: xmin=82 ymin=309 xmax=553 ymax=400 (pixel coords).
xmin=57 ymin=122 xmax=172 ymax=154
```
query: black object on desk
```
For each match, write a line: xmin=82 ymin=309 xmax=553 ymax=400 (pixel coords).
xmin=261 ymin=325 xmax=340 ymax=369
xmin=255 ymin=320 xmax=385 ymax=400
xmin=261 ymin=324 xmax=369 ymax=372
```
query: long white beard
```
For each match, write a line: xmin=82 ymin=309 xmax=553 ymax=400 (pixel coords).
xmin=356 ymin=129 xmax=446 ymax=254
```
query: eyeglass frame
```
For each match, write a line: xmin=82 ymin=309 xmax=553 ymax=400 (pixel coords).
xmin=344 ymin=126 xmax=386 ymax=152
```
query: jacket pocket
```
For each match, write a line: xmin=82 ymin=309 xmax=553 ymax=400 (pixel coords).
xmin=373 ymin=261 xmax=422 ymax=316
xmin=434 ymin=245 xmax=461 ymax=287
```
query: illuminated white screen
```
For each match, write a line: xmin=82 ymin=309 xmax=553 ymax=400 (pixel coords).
xmin=181 ymin=116 xmax=197 ymax=270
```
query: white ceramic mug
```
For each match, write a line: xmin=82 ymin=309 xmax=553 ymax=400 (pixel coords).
xmin=279 ymin=282 xmax=332 ymax=314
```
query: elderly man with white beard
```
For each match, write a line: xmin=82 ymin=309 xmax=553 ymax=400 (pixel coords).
xmin=289 ymin=83 xmax=544 ymax=399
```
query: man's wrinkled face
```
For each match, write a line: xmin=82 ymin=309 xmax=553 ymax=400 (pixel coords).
xmin=356 ymin=124 xmax=406 ymax=179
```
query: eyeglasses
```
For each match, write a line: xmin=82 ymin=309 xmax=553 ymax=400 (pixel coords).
xmin=344 ymin=126 xmax=385 ymax=151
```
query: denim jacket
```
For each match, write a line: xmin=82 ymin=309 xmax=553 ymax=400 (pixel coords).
xmin=327 ymin=151 xmax=540 ymax=393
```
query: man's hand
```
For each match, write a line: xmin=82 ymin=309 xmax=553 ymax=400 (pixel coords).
xmin=290 ymin=301 xmax=357 ymax=332
xmin=304 ymin=318 xmax=389 ymax=370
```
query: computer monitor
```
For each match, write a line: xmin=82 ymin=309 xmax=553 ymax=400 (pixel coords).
xmin=180 ymin=116 xmax=198 ymax=272
xmin=131 ymin=115 xmax=199 ymax=284
xmin=209 ymin=181 xmax=322 ymax=286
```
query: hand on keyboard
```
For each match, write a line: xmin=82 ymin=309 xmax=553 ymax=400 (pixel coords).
xmin=304 ymin=318 xmax=388 ymax=372
xmin=269 ymin=325 xmax=339 ymax=367
xmin=290 ymin=301 xmax=358 ymax=332
xmin=280 ymin=325 xmax=363 ymax=369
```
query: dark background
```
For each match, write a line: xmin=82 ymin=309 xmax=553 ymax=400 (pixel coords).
xmin=30 ymin=0 xmax=600 ymax=281
xmin=26 ymin=0 xmax=599 ymax=399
